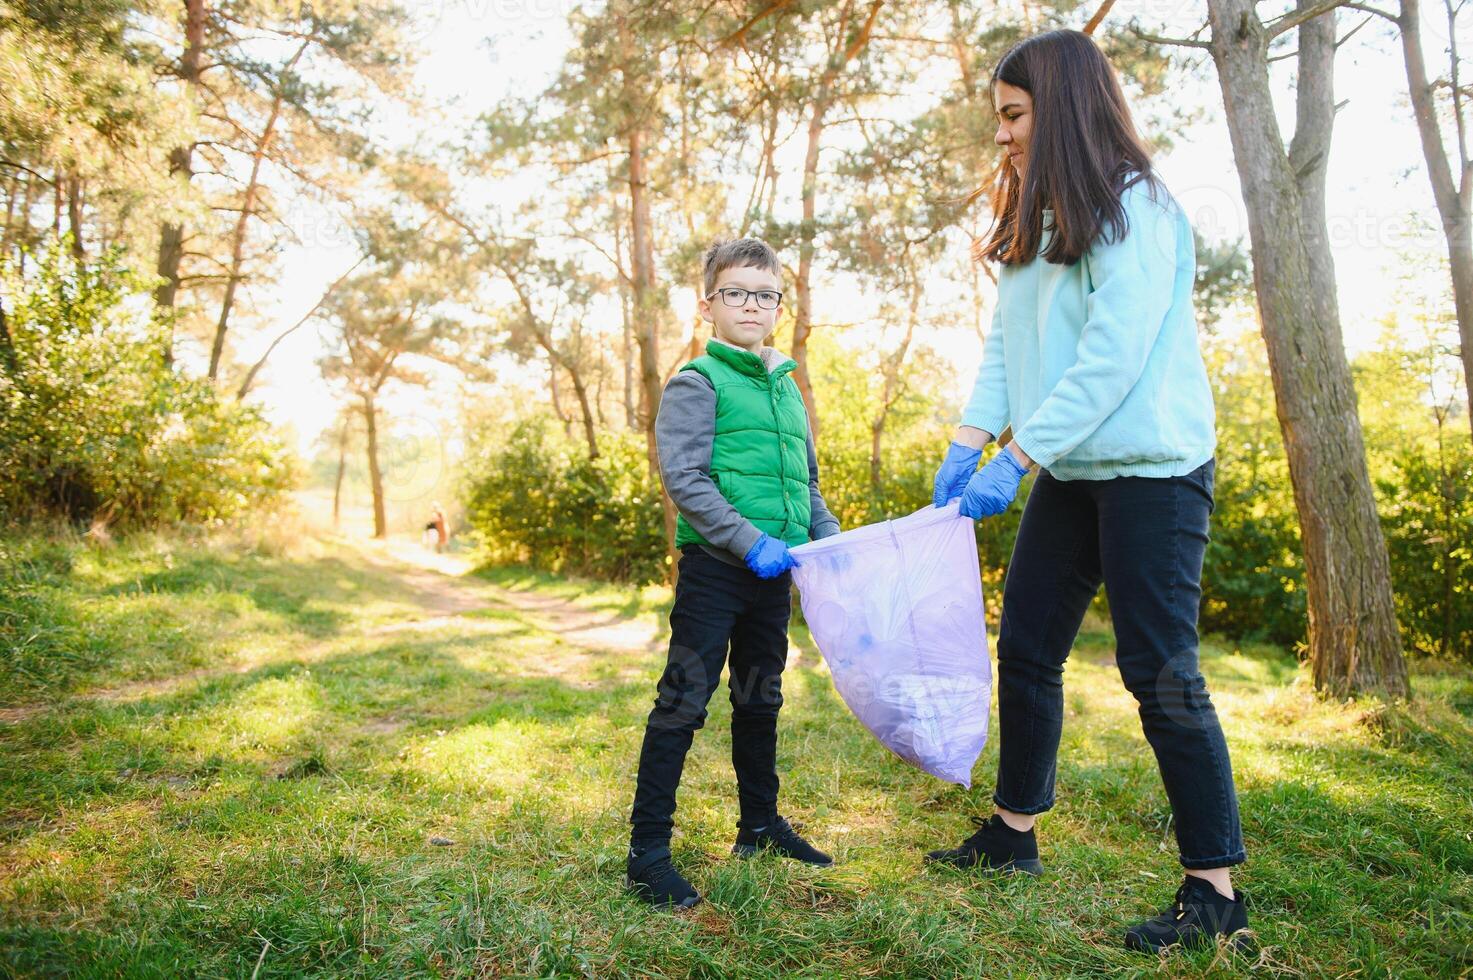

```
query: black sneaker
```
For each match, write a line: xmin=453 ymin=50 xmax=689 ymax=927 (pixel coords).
xmin=1124 ymin=876 xmax=1251 ymax=954
xmin=732 ymin=815 xmax=833 ymax=866
xmin=625 ymin=843 xmax=701 ymax=909
xmin=924 ymin=814 xmax=1044 ymax=874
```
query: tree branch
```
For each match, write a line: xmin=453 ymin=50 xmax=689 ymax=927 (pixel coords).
xmin=1127 ymin=19 xmax=1212 ymax=49
xmin=1335 ymin=12 xmax=1377 ymax=46
xmin=236 ymin=251 xmax=369 ymax=399
xmin=720 ymin=0 xmax=800 ymax=49
xmin=0 ymin=161 xmax=55 ymax=184
xmin=1342 ymin=1 xmax=1397 ymax=21
xmin=842 ymin=0 xmax=886 ymax=63
xmin=1266 ymin=0 xmax=1347 ymax=39
xmin=1083 ymin=0 xmax=1118 ymax=35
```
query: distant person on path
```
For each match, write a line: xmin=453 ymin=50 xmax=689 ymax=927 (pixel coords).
xmin=926 ymin=30 xmax=1249 ymax=954
xmin=624 ymin=237 xmax=841 ymax=910
xmin=424 ymin=502 xmax=448 ymax=553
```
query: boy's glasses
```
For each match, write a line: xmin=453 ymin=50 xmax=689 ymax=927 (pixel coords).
xmin=708 ymin=287 xmax=783 ymax=310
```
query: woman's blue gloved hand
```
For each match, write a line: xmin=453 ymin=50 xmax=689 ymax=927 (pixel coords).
xmin=744 ymin=533 xmax=798 ymax=579
xmin=959 ymin=447 xmax=1030 ymax=519
xmin=933 ymin=441 xmax=983 ymax=508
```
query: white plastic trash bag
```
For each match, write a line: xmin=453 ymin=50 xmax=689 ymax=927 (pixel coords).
xmin=790 ymin=501 xmax=992 ymax=787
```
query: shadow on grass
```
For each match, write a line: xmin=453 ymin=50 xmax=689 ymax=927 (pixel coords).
xmin=2 ymin=545 xmax=493 ymax=705
xmin=105 ymin=553 xmax=401 ymax=638
xmin=471 ymin=562 xmax=673 ymax=623
xmin=0 ymin=628 xmax=645 ymax=838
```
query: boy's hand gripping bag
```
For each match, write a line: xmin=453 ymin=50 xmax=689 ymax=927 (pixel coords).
xmin=790 ymin=502 xmax=992 ymax=786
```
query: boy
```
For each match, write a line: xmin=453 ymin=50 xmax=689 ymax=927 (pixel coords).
xmin=624 ymin=238 xmax=841 ymax=909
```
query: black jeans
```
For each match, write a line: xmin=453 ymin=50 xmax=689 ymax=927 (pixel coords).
xmin=629 ymin=546 xmax=791 ymax=846
xmin=994 ymin=459 xmax=1246 ymax=869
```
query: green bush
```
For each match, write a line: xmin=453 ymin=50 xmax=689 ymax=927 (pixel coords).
xmin=1199 ymin=465 xmax=1308 ymax=648
xmin=1378 ymin=442 xmax=1473 ymax=659
xmin=0 ymin=246 xmax=297 ymax=528
xmin=461 ymin=417 xmax=666 ymax=583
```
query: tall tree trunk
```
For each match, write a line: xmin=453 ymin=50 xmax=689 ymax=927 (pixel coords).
xmin=51 ymin=171 xmax=62 ymax=239
xmin=790 ymin=0 xmax=884 ymax=436
xmin=617 ymin=223 xmax=637 ymax=429
xmin=155 ymin=0 xmax=206 ymax=367
xmin=17 ymin=173 xmax=41 ymax=264
xmin=793 ymin=94 xmax=830 ymax=435
xmin=628 ymin=123 xmax=679 ymax=581
xmin=362 ymin=391 xmax=387 ymax=539
xmin=1205 ymin=0 xmax=1408 ymax=697
xmin=617 ymin=5 xmax=679 ymax=583
xmin=763 ymin=93 xmax=781 ymax=223
xmin=607 ymin=152 xmax=638 ymax=430
xmin=1447 ymin=219 xmax=1473 ymax=435
xmin=66 ymin=175 xmax=83 ymax=258
xmin=1436 ymin=410 xmax=1454 ymax=658
xmin=869 ymin=285 xmax=918 ymax=489
xmin=1392 ymin=0 xmax=1473 ymax=440
xmin=0 ymin=177 xmax=12 ymax=368
xmin=0 ymin=294 xmax=12 ymax=374
xmin=1 ymin=171 xmax=17 ymax=254
xmin=332 ymin=418 xmax=348 ymax=529
xmin=545 ymin=338 xmax=601 ymax=459
xmin=210 ymin=62 xmax=295 ymax=383
xmin=595 ymin=345 xmax=608 ymax=427
xmin=567 ymin=362 xmax=599 ymax=459
xmin=10 ymin=175 xmax=36 ymax=275
xmin=549 ymin=360 xmax=573 ymax=436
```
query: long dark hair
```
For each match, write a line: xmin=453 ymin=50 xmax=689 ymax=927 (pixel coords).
xmin=975 ymin=29 xmax=1158 ymax=267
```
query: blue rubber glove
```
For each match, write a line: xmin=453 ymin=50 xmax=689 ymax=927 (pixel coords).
xmin=959 ymin=447 xmax=1030 ymax=519
xmin=744 ymin=533 xmax=798 ymax=579
xmin=933 ymin=441 xmax=983 ymax=508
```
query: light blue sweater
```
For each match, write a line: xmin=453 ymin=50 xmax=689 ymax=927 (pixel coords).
xmin=961 ymin=175 xmax=1216 ymax=481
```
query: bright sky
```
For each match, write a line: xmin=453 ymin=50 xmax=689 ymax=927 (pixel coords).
xmin=242 ymin=2 xmax=1454 ymax=460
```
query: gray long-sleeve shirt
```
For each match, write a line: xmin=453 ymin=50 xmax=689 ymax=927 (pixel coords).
xmin=655 ymin=363 xmax=841 ymax=567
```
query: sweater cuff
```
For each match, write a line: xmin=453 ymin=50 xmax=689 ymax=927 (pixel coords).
xmin=1008 ymin=427 xmax=1056 ymax=470
xmin=728 ymin=522 xmax=764 ymax=563
xmin=960 ymin=409 xmax=1008 ymax=440
xmin=810 ymin=518 xmax=841 ymax=540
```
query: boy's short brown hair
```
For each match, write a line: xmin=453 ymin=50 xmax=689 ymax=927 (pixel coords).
xmin=701 ymin=238 xmax=783 ymax=297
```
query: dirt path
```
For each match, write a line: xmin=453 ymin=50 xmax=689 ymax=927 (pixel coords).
xmin=352 ymin=536 xmax=664 ymax=654
xmin=0 ymin=504 xmax=662 ymax=726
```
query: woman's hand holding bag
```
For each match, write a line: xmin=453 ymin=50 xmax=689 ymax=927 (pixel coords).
xmin=959 ymin=447 xmax=1030 ymax=518
xmin=932 ymin=442 xmax=984 ymax=507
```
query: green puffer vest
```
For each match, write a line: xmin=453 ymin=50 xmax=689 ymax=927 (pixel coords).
xmin=674 ymin=340 xmax=813 ymax=551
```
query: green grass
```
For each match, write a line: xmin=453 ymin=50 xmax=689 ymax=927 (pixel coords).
xmin=1 ymin=529 xmax=1471 ymax=977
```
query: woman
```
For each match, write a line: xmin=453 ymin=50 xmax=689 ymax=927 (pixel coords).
xmin=928 ymin=30 xmax=1249 ymax=954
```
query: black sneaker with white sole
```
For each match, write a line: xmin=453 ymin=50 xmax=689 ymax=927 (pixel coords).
xmin=732 ymin=815 xmax=833 ymax=866
xmin=924 ymin=814 xmax=1044 ymax=875
xmin=1124 ymin=876 xmax=1251 ymax=954
xmin=625 ymin=843 xmax=701 ymax=910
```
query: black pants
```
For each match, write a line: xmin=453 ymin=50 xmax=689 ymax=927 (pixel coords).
xmin=629 ymin=546 xmax=791 ymax=846
xmin=994 ymin=459 xmax=1246 ymax=869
